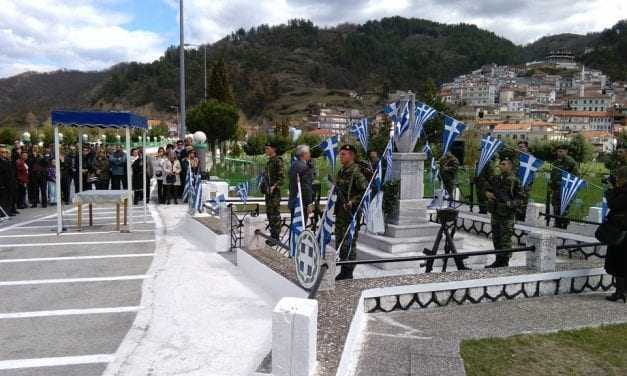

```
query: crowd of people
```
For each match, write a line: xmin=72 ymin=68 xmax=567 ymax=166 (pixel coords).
xmin=0 ymin=138 xmax=202 ymax=219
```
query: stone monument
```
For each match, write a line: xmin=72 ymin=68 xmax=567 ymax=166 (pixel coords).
xmin=357 ymin=91 xmax=463 ymax=270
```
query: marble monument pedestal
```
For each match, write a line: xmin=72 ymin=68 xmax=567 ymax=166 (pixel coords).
xmin=356 ymin=152 xmax=464 ymax=270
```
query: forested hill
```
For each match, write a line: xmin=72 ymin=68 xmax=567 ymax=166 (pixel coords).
xmin=0 ymin=17 xmax=625 ymax=125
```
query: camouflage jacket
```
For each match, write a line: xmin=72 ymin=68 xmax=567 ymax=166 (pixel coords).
xmin=334 ymin=162 xmax=368 ymax=217
xmin=550 ymin=156 xmax=578 ymax=190
xmin=439 ymin=154 xmax=459 ymax=180
xmin=474 ymin=160 xmax=496 ymax=187
xmin=266 ymin=155 xmax=284 ymax=192
xmin=486 ymin=171 xmax=524 ymax=218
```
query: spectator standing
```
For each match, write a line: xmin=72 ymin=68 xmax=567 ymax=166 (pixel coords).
xmin=188 ymin=150 xmax=200 ymax=175
xmin=163 ymin=151 xmax=181 ymax=204
xmin=152 ymin=147 xmax=166 ymax=204
xmin=0 ymin=146 xmax=16 ymax=216
xmin=62 ymin=146 xmax=78 ymax=204
xmin=603 ymin=166 xmax=627 ymax=302
xmin=16 ymin=151 xmax=29 ymax=209
xmin=109 ymin=145 xmax=127 ymax=190
xmin=47 ymin=158 xmax=57 ymax=205
xmin=28 ymin=146 xmax=48 ymax=208
xmin=289 ymin=144 xmax=314 ymax=225
xmin=94 ymin=150 xmax=110 ymax=190
xmin=179 ymin=151 xmax=190 ymax=201
xmin=81 ymin=145 xmax=96 ymax=191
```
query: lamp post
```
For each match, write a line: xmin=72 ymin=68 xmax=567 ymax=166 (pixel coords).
xmin=185 ymin=43 xmax=208 ymax=101
xmin=179 ymin=0 xmax=186 ymax=139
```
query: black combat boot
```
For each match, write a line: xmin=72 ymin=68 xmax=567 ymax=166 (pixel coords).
xmin=606 ymin=277 xmax=626 ymax=303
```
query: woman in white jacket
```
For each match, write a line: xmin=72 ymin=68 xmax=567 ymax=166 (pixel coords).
xmin=163 ymin=151 xmax=181 ymax=204
xmin=152 ymin=147 xmax=166 ymax=204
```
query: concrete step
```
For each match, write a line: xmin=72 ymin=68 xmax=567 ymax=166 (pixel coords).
xmin=356 ymin=241 xmax=486 ymax=271
xmin=385 ymin=222 xmax=441 ymax=238
xmin=359 ymin=231 xmax=465 ymax=255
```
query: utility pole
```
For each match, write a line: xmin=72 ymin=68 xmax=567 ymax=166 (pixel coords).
xmin=204 ymin=45 xmax=207 ymax=101
xmin=179 ymin=0 xmax=186 ymax=138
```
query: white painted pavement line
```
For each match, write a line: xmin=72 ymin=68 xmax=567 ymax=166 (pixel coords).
xmin=0 ymin=239 xmax=155 ymax=249
xmin=9 ymin=222 xmax=155 ymax=230
xmin=0 ymin=253 xmax=154 ymax=263
xmin=0 ymin=275 xmax=152 ymax=286
xmin=0 ymin=306 xmax=143 ymax=320
xmin=0 ymin=354 xmax=115 ymax=370
xmin=0 ymin=229 xmax=154 ymax=238
xmin=0 ymin=212 xmax=57 ymax=232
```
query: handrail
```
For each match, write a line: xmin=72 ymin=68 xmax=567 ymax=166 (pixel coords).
xmin=539 ymin=212 xmax=602 ymax=226
xmin=556 ymin=241 xmax=605 ymax=250
xmin=336 ymin=246 xmax=536 ymax=266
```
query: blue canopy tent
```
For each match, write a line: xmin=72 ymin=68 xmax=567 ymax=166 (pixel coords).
xmin=51 ymin=111 xmax=149 ymax=235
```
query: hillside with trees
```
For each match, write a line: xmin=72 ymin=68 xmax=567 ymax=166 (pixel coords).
xmin=0 ymin=17 xmax=625 ymax=126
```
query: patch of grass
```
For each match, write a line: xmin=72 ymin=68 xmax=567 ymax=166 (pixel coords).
xmin=460 ymin=323 xmax=627 ymax=376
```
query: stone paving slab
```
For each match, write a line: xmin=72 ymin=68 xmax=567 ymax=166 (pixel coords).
xmin=0 ymin=280 xmax=143 ymax=313
xmin=0 ymin=364 xmax=107 ymax=376
xmin=356 ymin=294 xmax=627 ymax=376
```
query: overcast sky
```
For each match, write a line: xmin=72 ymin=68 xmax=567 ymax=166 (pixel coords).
xmin=0 ymin=0 xmax=625 ymax=78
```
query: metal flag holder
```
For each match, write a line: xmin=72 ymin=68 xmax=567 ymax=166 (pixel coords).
xmin=423 ymin=208 xmax=469 ymax=272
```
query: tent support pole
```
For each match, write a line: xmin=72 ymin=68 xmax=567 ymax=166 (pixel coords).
xmin=126 ymin=127 xmax=133 ymax=232
xmin=78 ymin=130 xmax=83 ymax=192
xmin=143 ymin=130 xmax=147 ymax=223
xmin=54 ymin=126 xmax=63 ymax=235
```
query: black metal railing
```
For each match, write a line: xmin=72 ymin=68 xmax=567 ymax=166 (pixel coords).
xmin=229 ymin=203 xmax=260 ymax=251
xmin=255 ymin=229 xmax=290 ymax=252
xmin=336 ymin=246 xmax=535 ymax=267
xmin=556 ymin=240 xmax=606 ymax=260
xmin=539 ymin=212 xmax=602 ymax=226
xmin=428 ymin=212 xmax=528 ymax=246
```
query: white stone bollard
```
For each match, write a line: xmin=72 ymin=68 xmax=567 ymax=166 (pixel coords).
xmin=273 ymin=297 xmax=318 ymax=376
xmin=525 ymin=231 xmax=556 ymax=272
xmin=242 ymin=215 xmax=267 ymax=251
xmin=526 ymin=203 xmax=545 ymax=226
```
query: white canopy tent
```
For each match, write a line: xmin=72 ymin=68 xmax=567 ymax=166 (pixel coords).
xmin=51 ymin=111 xmax=149 ymax=235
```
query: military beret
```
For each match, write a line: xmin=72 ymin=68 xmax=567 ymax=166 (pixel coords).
xmin=517 ymin=140 xmax=529 ymax=147
xmin=265 ymin=141 xmax=278 ymax=149
xmin=340 ymin=144 xmax=357 ymax=153
xmin=500 ymin=156 xmax=514 ymax=162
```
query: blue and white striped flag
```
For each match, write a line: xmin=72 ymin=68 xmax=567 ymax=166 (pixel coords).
xmin=373 ymin=160 xmax=383 ymax=191
xmin=317 ymin=186 xmax=337 ymax=257
xmin=290 ymin=175 xmax=306 ymax=257
xmin=476 ymin=135 xmax=503 ymax=176
xmin=193 ymin=180 xmax=204 ymax=214
xmin=344 ymin=215 xmax=358 ymax=259
xmin=411 ymin=102 xmax=437 ymax=146
xmin=442 ymin=115 xmax=465 ymax=155
xmin=237 ymin=181 xmax=249 ymax=204
xmin=350 ymin=118 xmax=369 ymax=152
xmin=396 ymin=101 xmax=411 ymax=137
xmin=384 ymin=140 xmax=393 ymax=182
xmin=384 ymin=101 xmax=400 ymax=122
xmin=560 ymin=172 xmax=586 ymax=215
xmin=518 ymin=153 xmax=544 ymax=187
xmin=320 ymin=136 xmax=339 ymax=171
xmin=182 ymin=167 xmax=193 ymax=201
xmin=422 ymin=143 xmax=433 ymax=159
xmin=361 ymin=188 xmax=372 ymax=225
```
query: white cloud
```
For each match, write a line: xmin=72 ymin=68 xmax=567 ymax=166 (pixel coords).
xmin=0 ymin=0 xmax=165 ymax=77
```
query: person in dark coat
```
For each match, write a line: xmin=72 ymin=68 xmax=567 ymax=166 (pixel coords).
xmin=288 ymin=144 xmax=314 ymax=225
xmin=0 ymin=146 xmax=16 ymax=216
xmin=109 ymin=145 xmax=127 ymax=190
xmin=28 ymin=146 xmax=48 ymax=208
xmin=604 ymin=166 xmax=627 ymax=302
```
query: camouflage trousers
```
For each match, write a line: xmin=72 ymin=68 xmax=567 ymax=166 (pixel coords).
xmin=475 ymin=182 xmax=489 ymax=213
xmin=265 ymin=190 xmax=282 ymax=239
xmin=491 ymin=216 xmax=515 ymax=261
xmin=335 ymin=213 xmax=361 ymax=274
xmin=442 ymin=178 xmax=456 ymax=199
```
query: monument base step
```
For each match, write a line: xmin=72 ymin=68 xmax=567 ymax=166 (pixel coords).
xmin=359 ymin=231 xmax=465 ymax=255
xmin=385 ymin=222 xmax=441 ymax=238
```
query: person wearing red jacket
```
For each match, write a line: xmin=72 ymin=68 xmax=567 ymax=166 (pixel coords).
xmin=16 ymin=151 xmax=29 ymax=209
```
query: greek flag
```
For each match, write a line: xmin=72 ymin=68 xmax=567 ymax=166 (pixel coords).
xmin=396 ymin=101 xmax=411 ymax=137
xmin=350 ymin=118 xmax=369 ymax=152
xmin=430 ymin=157 xmax=439 ymax=184
xmin=193 ymin=180 xmax=204 ymax=214
xmin=373 ymin=160 xmax=382 ymax=190
xmin=384 ymin=101 xmax=400 ymax=122
xmin=476 ymin=135 xmax=503 ymax=176
xmin=344 ymin=215 xmax=358 ymax=259
xmin=422 ymin=143 xmax=433 ymax=159
xmin=182 ymin=167 xmax=193 ymax=201
xmin=410 ymin=102 xmax=437 ymax=146
xmin=320 ymin=136 xmax=339 ymax=171
xmin=560 ymin=172 xmax=586 ymax=215
xmin=207 ymin=193 xmax=226 ymax=212
xmin=237 ymin=181 xmax=249 ymax=204
xmin=384 ymin=140 xmax=393 ymax=182
xmin=361 ymin=188 xmax=372 ymax=225
xmin=518 ymin=153 xmax=544 ymax=187
xmin=317 ymin=186 xmax=337 ymax=257
xmin=290 ymin=175 xmax=305 ymax=257
xmin=442 ymin=115 xmax=465 ymax=155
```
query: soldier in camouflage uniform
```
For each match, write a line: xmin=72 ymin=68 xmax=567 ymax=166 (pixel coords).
xmin=264 ymin=141 xmax=284 ymax=245
xmin=515 ymin=141 xmax=532 ymax=221
xmin=439 ymin=152 xmax=459 ymax=198
xmin=485 ymin=156 xmax=524 ymax=268
xmin=474 ymin=159 xmax=496 ymax=214
xmin=550 ymin=144 xmax=579 ymax=229
xmin=334 ymin=144 xmax=368 ymax=280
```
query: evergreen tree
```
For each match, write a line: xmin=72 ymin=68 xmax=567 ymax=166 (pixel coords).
xmin=208 ymin=57 xmax=235 ymax=105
